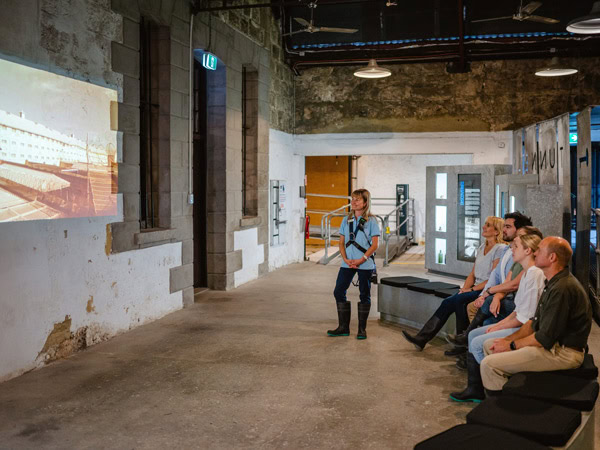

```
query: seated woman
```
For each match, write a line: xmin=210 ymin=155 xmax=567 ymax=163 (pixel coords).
xmin=450 ymin=232 xmax=545 ymax=402
xmin=402 ymin=216 xmax=506 ymax=351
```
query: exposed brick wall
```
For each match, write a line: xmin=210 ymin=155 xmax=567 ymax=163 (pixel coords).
xmin=294 ymin=58 xmax=600 ymax=134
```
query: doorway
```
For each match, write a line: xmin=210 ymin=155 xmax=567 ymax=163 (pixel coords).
xmin=193 ymin=59 xmax=208 ymax=288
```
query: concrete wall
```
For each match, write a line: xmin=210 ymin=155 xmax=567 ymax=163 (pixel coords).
xmin=269 ymin=129 xmax=305 ymax=270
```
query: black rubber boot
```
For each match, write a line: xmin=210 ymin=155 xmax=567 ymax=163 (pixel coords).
xmin=357 ymin=302 xmax=370 ymax=340
xmin=450 ymin=353 xmax=485 ymax=403
xmin=485 ymin=388 xmax=502 ymax=398
xmin=444 ymin=345 xmax=467 ymax=357
xmin=446 ymin=308 xmax=488 ymax=347
xmin=456 ymin=353 xmax=467 ymax=370
xmin=327 ymin=302 xmax=351 ymax=337
xmin=401 ymin=316 xmax=443 ymax=351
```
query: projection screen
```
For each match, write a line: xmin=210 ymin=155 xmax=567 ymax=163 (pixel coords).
xmin=0 ymin=58 xmax=118 ymax=222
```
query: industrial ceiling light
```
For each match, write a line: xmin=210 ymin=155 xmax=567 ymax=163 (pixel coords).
xmin=535 ymin=57 xmax=578 ymax=77
xmin=567 ymin=1 xmax=600 ymax=34
xmin=353 ymin=59 xmax=392 ymax=79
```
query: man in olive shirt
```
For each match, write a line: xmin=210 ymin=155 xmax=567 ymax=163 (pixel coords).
xmin=480 ymin=237 xmax=592 ymax=392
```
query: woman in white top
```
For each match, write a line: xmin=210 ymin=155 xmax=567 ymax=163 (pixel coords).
xmin=450 ymin=231 xmax=544 ymax=403
xmin=402 ymin=217 xmax=506 ymax=351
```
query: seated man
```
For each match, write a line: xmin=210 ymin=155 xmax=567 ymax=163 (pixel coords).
xmin=480 ymin=237 xmax=592 ymax=393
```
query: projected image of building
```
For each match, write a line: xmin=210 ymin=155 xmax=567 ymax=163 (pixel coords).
xmin=0 ymin=110 xmax=117 ymax=222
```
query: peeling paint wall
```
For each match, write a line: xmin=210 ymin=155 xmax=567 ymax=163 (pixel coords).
xmin=0 ymin=215 xmax=182 ymax=382
xmin=0 ymin=0 xmax=183 ymax=382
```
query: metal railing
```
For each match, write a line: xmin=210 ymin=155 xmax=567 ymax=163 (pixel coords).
xmin=306 ymin=194 xmax=415 ymax=266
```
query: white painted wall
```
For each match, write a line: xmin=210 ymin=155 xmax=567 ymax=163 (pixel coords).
xmin=293 ymin=131 xmax=512 ymax=244
xmin=0 ymin=204 xmax=182 ymax=382
xmin=268 ymin=129 xmax=305 ymax=270
xmin=233 ymin=227 xmax=265 ymax=287
xmin=293 ymin=131 xmax=512 ymax=165
xmin=356 ymin=154 xmax=473 ymax=242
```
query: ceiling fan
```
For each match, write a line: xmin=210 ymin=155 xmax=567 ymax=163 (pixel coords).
xmin=472 ymin=1 xmax=559 ymax=24
xmin=283 ymin=1 xmax=358 ymax=36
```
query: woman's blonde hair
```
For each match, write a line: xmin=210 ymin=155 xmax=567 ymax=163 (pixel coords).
xmin=348 ymin=188 xmax=373 ymax=220
xmin=518 ymin=233 xmax=542 ymax=254
xmin=485 ymin=216 xmax=505 ymax=244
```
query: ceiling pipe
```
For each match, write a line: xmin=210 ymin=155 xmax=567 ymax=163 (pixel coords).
xmin=454 ymin=0 xmax=469 ymax=73
xmin=289 ymin=47 xmax=589 ymax=71
xmin=194 ymin=0 xmax=378 ymax=13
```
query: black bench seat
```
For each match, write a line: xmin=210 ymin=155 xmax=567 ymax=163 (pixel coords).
xmin=407 ymin=281 xmax=461 ymax=294
xmin=502 ymin=372 xmax=599 ymax=412
xmin=434 ymin=287 xmax=461 ymax=298
xmin=414 ymin=424 xmax=549 ymax=450
xmin=466 ymin=396 xmax=581 ymax=447
xmin=543 ymin=353 xmax=598 ymax=380
xmin=379 ymin=276 xmax=429 ymax=288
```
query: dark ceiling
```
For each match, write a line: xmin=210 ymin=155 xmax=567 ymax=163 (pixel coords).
xmin=194 ymin=1 xmax=600 ymax=73
xmin=274 ymin=0 xmax=600 ymax=72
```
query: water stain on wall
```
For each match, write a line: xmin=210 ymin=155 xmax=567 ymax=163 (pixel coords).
xmin=86 ymin=296 xmax=96 ymax=313
xmin=105 ymin=223 xmax=112 ymax=255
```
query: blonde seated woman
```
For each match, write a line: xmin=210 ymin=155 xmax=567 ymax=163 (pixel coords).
xmin=402 ymin=217 xmax=506 ymax=351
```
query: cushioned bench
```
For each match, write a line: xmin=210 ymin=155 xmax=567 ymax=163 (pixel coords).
xmin=413 ymin=423 xmax=549 ymax=450
xmin=502 ymin=372 xmax=599 ymax=412
xmin=466 ymin=396 xmax=581 ymax=447
xmin=407 ymin=281 xmax=461 ymax=294
xmin=543 ymin=353 xmax=599 ymax=380
xmin=378 ymin=277 xmax=461 ymax=336
xmin=434 ymin=287 xmax=461 ymax=299
xmin=380 ymin=276 xmax=429 ymax=288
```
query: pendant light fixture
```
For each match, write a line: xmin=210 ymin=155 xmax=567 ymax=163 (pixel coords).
xmin=567 ymin=1 xmax=600 ymax=34
xmin=353 ymin=59 xmax=392 ymax=79
xmin=535 ymin=57 xmax=578 ymax=77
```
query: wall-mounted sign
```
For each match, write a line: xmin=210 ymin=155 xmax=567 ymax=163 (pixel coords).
xmin=570 ymin=132 xmax=578 ymax=144
xmin=202 ymin=52 xmax=217 ymax=71
xmin=457 ymin=174 xmax=481 ymax=262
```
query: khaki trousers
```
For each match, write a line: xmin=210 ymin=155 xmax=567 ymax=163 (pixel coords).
xmin=480 ymin=340 xmax=585 ymax=391
xmin=467 ymin=301 xmax=479 ymax=322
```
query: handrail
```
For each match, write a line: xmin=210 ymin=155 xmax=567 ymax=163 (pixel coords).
xmin=306 ymin=193 xmax=352 ymax=200
xmin=306 ymin=192 xmax=415 ymax=266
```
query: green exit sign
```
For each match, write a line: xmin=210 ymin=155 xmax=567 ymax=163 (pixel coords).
xmin=202 ymin=53 xmax=217 ymax=71
xmin=570 ymin=133 xmax=578 ymax=144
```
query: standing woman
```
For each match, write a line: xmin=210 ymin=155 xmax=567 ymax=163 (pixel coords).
xmin=327 ymin=189 xmax=380 ymax=339
xmin=402 ymin=217 xmax=506 ymax=350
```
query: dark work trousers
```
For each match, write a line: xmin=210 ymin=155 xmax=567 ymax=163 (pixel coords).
xmin=480 ymin=294 xmax=516 ymax=326
xmin=334 ymin=267 xmax=372 ymax=304
xmin=433 ymin=290 xmax=482 ymax=334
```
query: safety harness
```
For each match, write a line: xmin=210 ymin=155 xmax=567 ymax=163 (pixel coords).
xmin=346 ymin=217 xmax=375 ymax=263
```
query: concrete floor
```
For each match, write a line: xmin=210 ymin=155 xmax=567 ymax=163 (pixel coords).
xmin=0 ymin=253 xmax=598 ymax=449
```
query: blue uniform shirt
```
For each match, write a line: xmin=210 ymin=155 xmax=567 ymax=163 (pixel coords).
xmin=339 ymin=215 xmax=380 ymax=271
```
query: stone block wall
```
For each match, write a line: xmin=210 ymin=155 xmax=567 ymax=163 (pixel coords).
xmin=294 ymin=58 xmax=600 ymax=134
xmin=193 ymin=14 xmax=271 ymax=290
xmin=210 ymin=5 xmax=295 ymax=134
xmin=110 ymin=0 xmax=194 ymax=306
